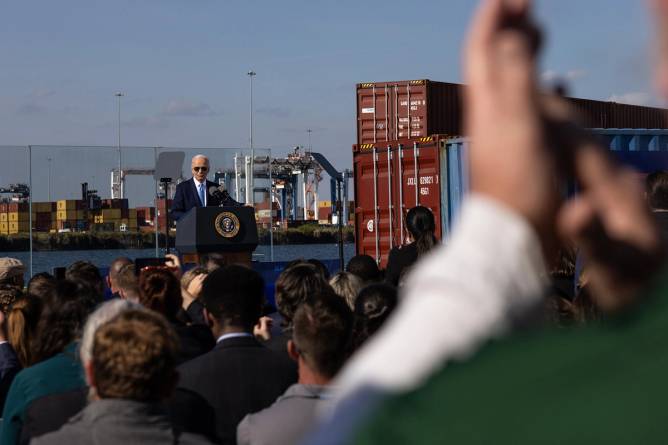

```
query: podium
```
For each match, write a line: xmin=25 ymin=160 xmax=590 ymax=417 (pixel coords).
xmin=175 ymin=207 xmax=258 ymax=267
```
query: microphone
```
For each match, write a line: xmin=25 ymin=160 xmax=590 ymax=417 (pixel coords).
xmin=208 ymin=185 xmax=234 ymax=206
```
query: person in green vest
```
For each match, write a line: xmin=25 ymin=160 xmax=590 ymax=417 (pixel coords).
xmin=314 ymin=0 xmax=668 ymax=443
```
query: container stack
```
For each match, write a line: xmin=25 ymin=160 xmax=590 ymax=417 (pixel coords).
xmin=57 ymin=200 xmax=86 ymax=232
xmin=156 ymin=199 xmax=173 ymax=230
xmin=32 ymin=202 xmax=56 ymax=232
xmin=353 ymin=79 xmax=668 ymax=266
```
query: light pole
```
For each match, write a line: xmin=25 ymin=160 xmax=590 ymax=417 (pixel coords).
xmin=46 ymin=157 xmax=52 ymax=202
xmin=247 ymin=70 xmax=256 ymax=206
xmin=114 ymin=92 xmax=124 ymax=199
xmin=307 ymin=128 xmax=312 ymax=152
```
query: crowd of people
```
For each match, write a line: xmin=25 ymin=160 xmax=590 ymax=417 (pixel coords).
xmin=0 ymin=0 xmax=667 ymax=443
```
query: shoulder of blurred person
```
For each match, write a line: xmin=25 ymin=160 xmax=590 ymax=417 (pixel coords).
xmin=172 ymin=265 xmax=297 ymax=444
xmin=384 ymin=243 xmax=418 ymax=287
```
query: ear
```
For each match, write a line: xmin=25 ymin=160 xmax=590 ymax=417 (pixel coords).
xmin=84 ymin=360 xmax=96 ymax=389
xmin=203 ymin=308 xmax=215 ymax=328
xmin=287 ymin=340 xmax=299 ymax=362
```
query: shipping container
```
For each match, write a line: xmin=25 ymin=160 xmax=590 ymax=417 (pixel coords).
xmin=57 ymin=200 xmax=85 ymax=211
xmin=8 ymin=222 xmax=29 ymax=234
xmin=32 ymin=202 xmax=54 ymax=212
xmin=8 ymin=212 xmax=28 ymax=222
xmin=354 ymin=130 xmax=668 ymax=267
xmin=354 ymin=135 xmax=447 ymax=266
xmin=356 ymin=79 xmax=668 ymax=147
xmin=0 ymin=214 xmax=7 ymax=223
xmin=7 ymin=202 xmax=28 ymax=213
xmin=0 ymin=204 xmax=7 ymax=213
xmin=357 ymin=80 xmax=462 ymax=146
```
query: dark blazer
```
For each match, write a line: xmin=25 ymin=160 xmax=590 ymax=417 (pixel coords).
xmin=0 ymin=343 xmax=20 ymax=413
xmin=172 ymin=335 xmax=298 ymax=445
xmin=171 ymin=178 xmax=241 ymax=221
xmin=385 ymin=243 xmax=419 ymax=286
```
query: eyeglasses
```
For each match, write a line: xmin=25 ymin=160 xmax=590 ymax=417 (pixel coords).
xmin=193 ymin=167 xmax=208 ymax=172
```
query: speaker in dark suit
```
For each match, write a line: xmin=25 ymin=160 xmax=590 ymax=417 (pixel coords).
xmin=170 ymin=155 xmax=241 ymax=221
xmin=171 ymin=265 xmax=297 ymax=445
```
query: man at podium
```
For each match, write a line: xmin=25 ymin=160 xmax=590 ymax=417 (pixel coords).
xmin=171 ymin=155 xmax=241 ymax=221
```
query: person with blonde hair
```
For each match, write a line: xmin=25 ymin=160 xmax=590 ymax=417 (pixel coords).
xmin=329 ymin=272 xmax=363 ymax=310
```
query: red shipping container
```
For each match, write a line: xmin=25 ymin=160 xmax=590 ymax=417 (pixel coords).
xmin=353 ymin=135 xmax=446 ymax=267
xmin=357 ymin=79 xmax=668 ymax=147
xmin=7 ymin=202 xmax=29 ymax=212
xmin=0 ymin=204 xmax=7 ymax=213
xmin=357 ymin=80 xmax=462 ymax=146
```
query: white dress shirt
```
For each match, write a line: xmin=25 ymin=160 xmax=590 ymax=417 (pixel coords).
xmin=329 ymin=194 xmax=549 ymax=403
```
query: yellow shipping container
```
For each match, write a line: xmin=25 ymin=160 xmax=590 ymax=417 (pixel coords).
xmin=0 ymin=214 xmax=7 ymax=222
xmin=57 ymin=210 xmax=77 ymax=221
xmin=0 ymin=222 xmax=8 ymax=232
xmin=8 ymin=212 xmax=28 ymax=222
xmin=57 ymin=200 xmax=79 ymax=211
xmin=8 ymin=222 xmax=29 ymax=234
xmin=319 ymin=201 xmax=333 ymax=208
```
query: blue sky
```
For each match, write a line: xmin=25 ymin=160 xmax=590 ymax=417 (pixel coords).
xmin=0 ymin=0 xmax=657 ymax=205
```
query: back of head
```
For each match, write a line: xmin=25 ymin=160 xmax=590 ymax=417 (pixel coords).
xmin=115 ymin=264 xmax=139 ymax=302
xmin=202 ymin=252 xmax=228 ymax=272
xmin=8 ymin=294 xmax=43 ymax=367
xmin=351 ymin=283 xmax=399 ymax=351
xmin=138 ymin=268 xmax=182 ymax=322
xmin=292 ymin=290 xmax=353 ymax=379
xmin=65 ymin=261 xmax=104 ymax=302
xmin=346 ymin=255 xmax=381 ymax=284
xmin=201 ymin=265 xmax=264 ymax=332
xmin=307 ymin=259 xmax=330 ymax=280
xmin=406 ymin=206 xmax=437 ymax=256
xmin=27 ymin=272 xmax=56 ymax=299
xmin=646 ymin=170 xmax=668 ymax=210
xmin=275 ymin=263 xmax=329 ymax=325
xmin=91 ymin=309 xmax=179 ymax=402
xmin=80 ymin=299 xmax=140 ymax=366
xmin=0 ymin=284 xmax=22 ymax=314
xmin=0 ymin=257 xmax=25 ymax=288
xmin=33 ymin=279 xmax=93 ymax=363
xmin=108 ymin=257 xmax=132 ymax=285
xmin=329 ymin=272 xmax=363 ymax=310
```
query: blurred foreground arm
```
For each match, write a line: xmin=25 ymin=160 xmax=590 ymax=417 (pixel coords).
xmin=331 ymin=0 xmax=555 ymax=398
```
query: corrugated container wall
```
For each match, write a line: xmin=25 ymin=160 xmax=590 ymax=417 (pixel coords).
xmin=353 ymin=136 xmax=447 ymax=267
xmin=357 ymin=79 xmax=668 ymax=146
xmin=357 ymin=80 xmax=462 ymax=146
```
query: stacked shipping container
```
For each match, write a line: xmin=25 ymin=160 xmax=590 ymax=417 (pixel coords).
xmin=354 ymin=79 xmax=668 ymax=266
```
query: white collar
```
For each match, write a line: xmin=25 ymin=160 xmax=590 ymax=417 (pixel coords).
xmin=216 ymin=332 xmax=253 ymax=344
xmin=193 ymin=177 xmax=206 ymax=187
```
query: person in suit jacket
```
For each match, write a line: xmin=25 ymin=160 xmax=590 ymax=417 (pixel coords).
xmin=170 ymin=155 xmax=241 ymax=221
xmin=237 ymin=290 xmax=353 ymax=445
xmin=172 ymin=265 xmax=297 ymax=445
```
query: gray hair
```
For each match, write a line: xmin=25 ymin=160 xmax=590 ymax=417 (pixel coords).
xmin=79 ymin=299 xmax=141 ymax=366
xmin=191 ymin=154 xmax=209 ymax=164
xmin=329 ymin=272 xmax=363 ymax=310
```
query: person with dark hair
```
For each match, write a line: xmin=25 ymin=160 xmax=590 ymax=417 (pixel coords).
xmin=33 ymin=309 xmax=213 ymax=444
xmin=237 ymin=291 xmax=352 ymax=445
xmin=346 ymin=255 xmax=381 ymax=284
xmin=646 ymin=170 xmax=668 ymax=240
xmin=65 ymin=261 xmax=105 ymax=303
xmin=349 ymin=283 xmax=399 ymax=353
xmin=1 ymin=280 xmax=93 ymax=444
xmin=267 ymin=263 xmax=330 ymax=355
xmin=385 ymin=206 xmax=438 ymax=286
xmin=306 ymin=258 xmax=330 ymax=280
xmin=173 ymin=265 xmax=297 ymax=444
xmin=26 ymin=273 xmax=56 ymax=300
xmin=105 ymin=256 xmax=133 ymax=299
xmin=138 ymin=268 xmax=214 ymax=363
